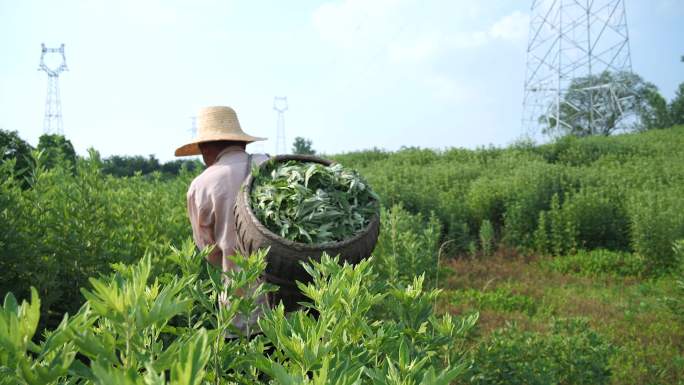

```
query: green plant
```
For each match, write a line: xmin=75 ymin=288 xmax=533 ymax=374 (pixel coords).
xmin=0 ymin=244 xmax=475 ymax=384
xmin=543 ymin=249 xmax=646 ymax=278
xmin=372 ymin=204 xmax=442 ymax=286
xmin=628 ymin=188 xmax=684 ymax=272
xmin=332 ymin=126 xmax=684 ymax=265
xmin=534 ymin=193 xmax=578 ymax=256
xmin=250 ymin=160 xmax=379 ymax=243
xmin=452 ymin=287 xmax=537 ymax=316
xmin=256 ymin=256 xmax=478 ymax=384
xmin=560 ymin=188 xmax=630 ymax=251
xmin=479 ymin=219 xmax=495 ymax=257
xmin=467 ymin=241 xmax=478 ymax=258
xmin=0 ymin=151 xmax=194 ymax=333
xmin=465 ymin=318 xmax=614 ymax=385
xmin=3 ymin=125 xmax=684 ymax=384
xmin=0 ymin=288 xmax=76 ymax=384
xmin=670 ymin=82 xmax=684 ymax=125
xmin=664 ymin=240 xmax=684 ymax=319
xmin=0 ymin=128 xmax=35 ymax=187
xmin=37 ymin=133 xmax=77 ymax=172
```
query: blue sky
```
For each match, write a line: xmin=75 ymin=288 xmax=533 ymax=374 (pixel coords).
xmin=0 ymin=0 xmax=682 ymax=161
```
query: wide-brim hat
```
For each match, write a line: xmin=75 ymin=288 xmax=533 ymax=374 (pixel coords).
xmin=175 ymin=106 xmax=267 ymax=156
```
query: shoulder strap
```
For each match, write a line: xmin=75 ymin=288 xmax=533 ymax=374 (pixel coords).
xmin=245 ymin=153 xmax=253 ymax=176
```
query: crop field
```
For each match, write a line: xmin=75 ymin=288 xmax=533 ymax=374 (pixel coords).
xmin=1 ymin=126 xmax=683 ymax=384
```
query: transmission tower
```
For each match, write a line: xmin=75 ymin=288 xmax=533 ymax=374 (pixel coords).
xmin=522 ymin=0 xmax=633 ymax=137
xmin=189 ymin=116 xmax=197 ymax=138
xmin=273 ymin=96 xmax=288 ymax=154
xmin=38 ymin=43 xmax=69 ymax=135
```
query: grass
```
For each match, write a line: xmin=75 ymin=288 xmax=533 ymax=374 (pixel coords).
xmin=440 ymin=251 xmax=684 ymax=385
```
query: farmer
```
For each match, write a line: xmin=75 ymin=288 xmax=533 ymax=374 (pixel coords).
xmin=175 ymin=105 xmax=269 ymax=336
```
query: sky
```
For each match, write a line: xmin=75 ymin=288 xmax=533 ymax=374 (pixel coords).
xmin=0 ymin=0 xmax=682 ymax=162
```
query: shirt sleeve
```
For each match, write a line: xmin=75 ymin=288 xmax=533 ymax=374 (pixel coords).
xmin=187 ymin=185 xmax=221 ymax=266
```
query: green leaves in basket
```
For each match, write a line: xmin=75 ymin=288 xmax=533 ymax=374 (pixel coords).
xmin=250 ymin=160 xmax=379 ymax=244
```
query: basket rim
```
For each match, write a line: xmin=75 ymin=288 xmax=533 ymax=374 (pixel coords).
xmin=240 ymin=154 xmax=380 ymax=251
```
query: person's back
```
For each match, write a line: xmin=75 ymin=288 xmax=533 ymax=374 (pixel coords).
xmin=187 ymin=146 xmax=268 ymax=269
xmin=175 ymin=106 xmax=268 ymax=337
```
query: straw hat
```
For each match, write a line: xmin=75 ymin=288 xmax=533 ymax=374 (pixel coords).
xmin=174 ymin=106 xmax=266 ymax=156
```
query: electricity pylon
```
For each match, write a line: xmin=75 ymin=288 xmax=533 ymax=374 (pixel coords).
xmin=189 ymin=116 xmax=197 ymax=138
xmin=38 ymin=43 xmax=69 ymax=135
xmin=273 ymin=97 xmax=288 ymax=154
xmin=522 ymin=0 xmax=633 ymax=137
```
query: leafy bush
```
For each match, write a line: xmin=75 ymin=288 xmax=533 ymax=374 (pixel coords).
xmin=533 ymin=193 xmax=578 ymax=256
xmin=268 ymin=256 xmax=478 ymax=384
xmin=628 ymin=187 xmax=684 ymax=271
xmin=536 ymin=134 xmax=640 ymax=166
xmin=0 ymin=152 xmax=192 ymax=331
xmin=479 ymin=219 xmax=495 ymax=257
xmin=561 ymin=188 xmax=630 ymax=250
xmin=334 ymin=126 xmax=684 ymax=266
xmin=467 ymin=161 xmax=567 ymax=248
xmin=0 ymin=245 xmax=477 ymax=384
xmin=664 ymin=240 xmax=684 ymax=319
xmin=465 ymin=318 xmax=615 ymax=385
xmin=452 ymin=287 xmax=537 ymax=316
xmin=543 ymin=249 xmax=646 ymax=277
xmin=372 ymin=204 xmax=442 ymax=286
xmin=0 ymin=129 xmax=34 ymax=186
xmin=37 ymin=134 xmax=77 ymax=172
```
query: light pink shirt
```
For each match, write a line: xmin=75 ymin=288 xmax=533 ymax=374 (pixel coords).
xmin=186 ymin=145 xmax=269 ymax=335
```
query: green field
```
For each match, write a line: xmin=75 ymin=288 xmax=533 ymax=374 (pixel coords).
xmin=1 ymin=126 xmax=683 ymax=384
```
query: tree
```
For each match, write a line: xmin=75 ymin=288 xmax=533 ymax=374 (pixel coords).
xmin=102 ymin=155 xmax=159 ymax=177
xmin=544 ymin=71 xmax=664 ymax=136
xmin=640 ymin=87 xmax=672 ymax=130
xmin=0 ymin=129 xmax=35 ymax=177
xmin=101 ymin=155 xmax=200 ymax=177
xmin=37 ymin=134 xmax=77 ymax=171
xmin=670 ymin=82 xmax=684 ymax=125
xmin=292 ymin=136 xmax=315 ymax=155
xmin=159 ymin=159 xmax=202 ymax=176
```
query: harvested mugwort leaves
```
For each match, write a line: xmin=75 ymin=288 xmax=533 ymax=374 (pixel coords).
xmin=250 ymin=160 xmax=379 ymax=244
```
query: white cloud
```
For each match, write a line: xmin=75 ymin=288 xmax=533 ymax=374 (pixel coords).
xmin=447 ymin=30 xmax=490 ymax=49
xmin=85 ymin=0 xmax=234 ymax=28
xmin=312 ymin=0 xmax=405 ymax=49
xmin=388 ymin=35 xmax=439 ymax=62
xmin=385 ymin=10 xmax=528 ymax=63
xmin=310 ymin=1 xmax=529 ymax=102
xmin=312 ymin=1 xmax=529 ymax=57
xmin=129 ymin=0 xmax=178 ymax=25
xmin=422 ymin=73 xmax=473 ymax=102
xmin=489 ymin=11 xmax=529 ymax=43
xmin=439 ymin=11 xmax=529 ymax=50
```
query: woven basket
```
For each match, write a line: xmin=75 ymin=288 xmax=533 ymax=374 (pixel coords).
xmin=234 ymin=154 xmax=380 ymax=311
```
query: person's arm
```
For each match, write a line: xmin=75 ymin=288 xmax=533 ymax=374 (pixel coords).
xmin=187 ymin=187 xmax=222 ymax=266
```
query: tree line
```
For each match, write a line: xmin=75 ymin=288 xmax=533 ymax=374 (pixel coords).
xmin=1 ymin=130 xmax=319 ymax=180
xmin=0 ymin=130 xmax=202 ymax=179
